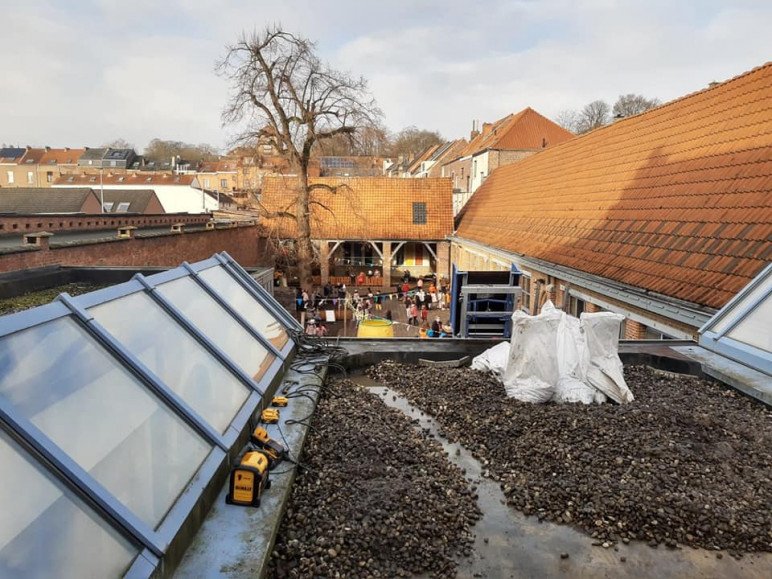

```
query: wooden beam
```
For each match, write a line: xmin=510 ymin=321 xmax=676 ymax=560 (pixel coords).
xmin=422 ymin=242 xmax=437 ymax=260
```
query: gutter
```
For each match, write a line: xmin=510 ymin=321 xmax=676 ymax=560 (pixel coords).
xmin=449 ymin=235 xmax=715 ymax=330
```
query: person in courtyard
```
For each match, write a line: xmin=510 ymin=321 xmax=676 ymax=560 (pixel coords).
xmin=410 ymin=301 xmax=419 ymax=326
xmin=356 ymin=271 xmax=366 ymax=286
xmin=420 ymin=304 xmax=429 ymax=324
xmin=317 ymin=322 xmax=328 ymax=337
xmin=305 ymin=319 xmax=317 ymax=335
xmin=405 ymin=298 xmax=412 ymax=324
xmin=431 ymin=316 xmax=441 ymax=335
xmin=401 ymin=280 xmax=410 ymax=297
xmin=385 ymin=309 xmax=393 ymax=321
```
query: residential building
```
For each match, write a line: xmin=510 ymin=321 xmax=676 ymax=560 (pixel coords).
xmin=258 ymin=176 xmax=453 ymax=286
xmin=413 ymin=139 xmax=468 ymax=178
xmin=37 ymin=147 xmax=86 ymax=185
xmin=451 ymin=63 xmax=772 ymax=340
xmin=443 ymin=108 xmax=574 ymax=213
xmin=77 ymin=147 xmax=137 ymax=169
xmin=196 ymin=159 xmax=239 ymax=194
xmin=100 ymin=189 xmax=165 ymax=214
xmin=54 ymin=173 xmax=216 ymax=213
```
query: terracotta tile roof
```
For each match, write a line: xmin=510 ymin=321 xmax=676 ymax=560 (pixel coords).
xmin=259 ymin=176 xmax=452 ymax=240
xmin=16 ymin=148 xmax=47 ymax=165
xmin=456 ymin=63 xmax=772 ymax=310
xmin=198 ymin=160 xmax=238 ymax=173
xmin=54 ymin=173 xmax=196 ymax=186
xmin=456 ymin=108 xmax=574 ymax=160
xmin=38 ymin=148 xmax=86 ymax=165
xmin=407 ymin=144 xmax=442 ymax=175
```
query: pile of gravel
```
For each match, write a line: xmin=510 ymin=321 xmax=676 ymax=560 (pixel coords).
xmin=268 ymin=378 xmax=481 ymax=578
xmin=367 ymin=362 xmax=772 ymax=556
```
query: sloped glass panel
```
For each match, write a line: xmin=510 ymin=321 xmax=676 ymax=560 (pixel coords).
xmin=710 ymin=273 xmax=772 ymax=334
xmin=156 ymin=277 xmax=275 ymax=382
xmin=198 ymin=266 xmax=289 ymax=349
xmin=89 ymin=292 xmax=251 ymax=434
xmin=726 ymin=291 xmax=772 ymax=351
xmin=0 ymin=429 xmax=138 ymax=578
xmin=0 ymin=317 xmax=212 ymax=529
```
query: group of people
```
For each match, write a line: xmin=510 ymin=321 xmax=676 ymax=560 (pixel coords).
xmin=295 ymin=271 xmax=452 ymax=336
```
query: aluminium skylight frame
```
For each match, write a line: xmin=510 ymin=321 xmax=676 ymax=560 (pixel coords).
xmin=0 ymin=255 xmax=298 ymax=578
xmin=0 ymin=299 xmax=201 ymax=571
xmin=699 ymin=263 xmax=772 ymax=376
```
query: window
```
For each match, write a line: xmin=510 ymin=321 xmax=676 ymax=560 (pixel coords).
xmin=27 ymin=171 xmax=35 ymax=184
xmin=116 ymin=202 xmax=131 ymax=213
xmin=46 ymin=171 xmax=53 ymax=183
xmin=520 ymin=275 xmax=531 ymax=311
xmin=102 ymin=202 xmax=114 ymax=212
xmin=220 ymin=179 xmax=228 ymax=189
xmin=203 ymin=178 xmax=210 ymax=188
xmin=412 ymin=202 xmax=427 ymax=225
xmin=568 ymin=295 xmax=586 ymax=318
xmin=109 ymin=161 xmax=116 ymax=167
xmin=7 ymin=171 xmax=14 ymax=184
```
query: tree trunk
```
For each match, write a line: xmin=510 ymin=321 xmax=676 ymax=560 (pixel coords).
xmin=296 ymin=168 xmax=314 ymax=291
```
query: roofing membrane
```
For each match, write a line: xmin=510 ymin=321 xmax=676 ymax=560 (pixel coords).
xmin=0 ymin=253 xmax=298 ymax=577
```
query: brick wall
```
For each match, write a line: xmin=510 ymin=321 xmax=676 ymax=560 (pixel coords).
xmin=0 ymin=213 xmax=210 ymax=236
xmin=624 ymin=319 xmax=648 ymax=340
xmin=0 ymin=224 xmax=260 ymax=274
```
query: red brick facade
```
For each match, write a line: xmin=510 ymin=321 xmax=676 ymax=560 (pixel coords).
xmin=0 ymin=213 xmax=210 ymax=236
xmin=0 ymin=225 xmax=261 ymax=274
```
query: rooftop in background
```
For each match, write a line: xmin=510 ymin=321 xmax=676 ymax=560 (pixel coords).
xmin=55 ymin=173 xmax=197 ymax=186
xmin=38 ymin=147 xmax=86 ymax=165
xmin=0 ymin=187 xmax=99 ymax=214
xmin=198 ymin=160 xmax=239 ymax=173
xmin=457 ymin=107 xmax=575 ymax=159
xmin=456 ymin=62 xmax=772 ymax=310
xmin=0 ymin=147 xmax=26 ymax=163
xmin=100 ymin=189 xmax=165 ymax=214
xmin=259 ymin=176 xmax=453 ymax=240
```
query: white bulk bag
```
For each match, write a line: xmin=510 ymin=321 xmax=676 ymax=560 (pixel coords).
xmin=502 ymin=301 xmax=561 ymax=403
xmin=581 ymin=312 xmax=634 ymax=404
xmin=553 ymin=313 xmax=606 ymax=404
xmin=471 ymin=340 xmax=511 ymax=378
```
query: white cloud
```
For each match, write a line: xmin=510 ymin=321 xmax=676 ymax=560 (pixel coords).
xmin=0 ymin=0 xmax=770 ymax=149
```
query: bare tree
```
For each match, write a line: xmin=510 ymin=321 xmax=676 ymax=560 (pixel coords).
xmin=576 ymin=100 xmax=611 ymax=133
xmin=102 ymin=138 xmax=135 ymax=150
xmin=144 ymin=138 xmax=219 ymax=163
xmin=218 ymin=26 xmax=381 ymax=290
xmin=553 ymin=109 xmax=580 ymax=133
xmin=389 ymin=126 xmax=443 ymax=159
xmin=612 ymin=94 xmax=660 ymax=118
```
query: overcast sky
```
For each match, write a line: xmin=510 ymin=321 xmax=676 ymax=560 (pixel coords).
xmin=1 ymin=0 xmax=770 ymax=152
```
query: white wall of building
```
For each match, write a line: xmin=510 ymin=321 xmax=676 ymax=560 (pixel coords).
xmin=54 ymin=183 xmax=218 ymax=213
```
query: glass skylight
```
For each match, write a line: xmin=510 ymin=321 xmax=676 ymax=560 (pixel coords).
xmin=198 ymin=265 xmax=289 ymax=349
xmin=156 ymin=276 xmax=276 ymax=383
xmin=89 ymin=291 xmax=252 ymax=433
xmin=0 ymin=316 xmax=212 ymax=528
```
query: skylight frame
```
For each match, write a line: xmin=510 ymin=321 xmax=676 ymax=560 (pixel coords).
xmin=0 ymin=300 xmax=224 ymax=563
xmin=699 ymin=263 xmax=772 ymax=376
xmin=0 ymin=255 xmax=298 ymax=577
